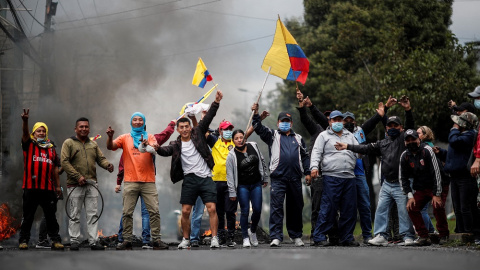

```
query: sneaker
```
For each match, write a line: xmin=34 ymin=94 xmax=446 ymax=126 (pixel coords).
xmin=0 ymin=245 xmax=3 ymax=250
xmin=90 ymin=243 xmax=105 ymax=250
xmin=243 ymin=238 xmax=251 ymax=248
xmin=403 ymin=238 xmax=415 ymax=246
xmin=70 ymin=242 xmax=80 ymax=251
xmin=270 ymin=239 xmax=281 ymax=247
xmin=116 ymin=241 xmax=132 ymax=250
xmin=191 ymin=240 xmax=200 ymax=247
xmin=293 ymin=238 xmax=304 ymax=247
xmin=414 ymin=237 xmax=431 ymax=246
xmin=35 ymin=239 xmax=51 ymax=249
xmin=178 ymin=238 xmax=190 ymax=249
xmin=51 ymin=242 xmax=65 ymax=250
xmin=438 ymin=236 xmax=449 ymax=245
xmin=313 ymin=240 xmax=331 ymax=247
xmin=210 ymin=236 xmax=220 ymax=248
xmin=475 ymin=239 xmax=480 ymax=245
xmin=362 ymin=237 xmax=372 ymax=245
xmin=368 ymin=234 xmax=389 ymax=246
xmin=226 ymin=238 xmax=236 ymax=248
xmin=142 ymin=243 xmax=153 ymax=249
xmin=153 ymin=240 xmax=169 ymax=250
xmin=19 ymin=242 xmax=28 ymax=250
xmin=248 ymin=229 xmax=258 ymax=247
xmin=342 ymin=241 xmax=360 ymax=247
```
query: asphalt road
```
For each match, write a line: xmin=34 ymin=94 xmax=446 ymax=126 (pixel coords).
xmin=1 ymin=242 xmax=480 ymax=270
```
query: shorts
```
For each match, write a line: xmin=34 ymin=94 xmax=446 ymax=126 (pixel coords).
xmin=180 ymin=173 xmax=217 ymax=205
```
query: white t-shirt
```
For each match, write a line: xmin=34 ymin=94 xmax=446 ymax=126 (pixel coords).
xmin=181 ymin=140 xmax=212 ymax=178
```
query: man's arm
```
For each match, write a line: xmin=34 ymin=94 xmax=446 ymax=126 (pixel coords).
xmin=60 ymin=140 xmax=82 ymax=181
xmin=398 ymin=96 xmax=414 ymax=130
xmin=300 ymin=137 xmax=311 ymax=175
xmin=154 ymin=120 xmax=176 ymax=146
xmin=308 ymin=103 xmax=329 ymax=130
xmin=425 ymin=146 xmax=442 ymax=197
xmin=251 ymin=103 xmax=274 ymax=146
xmin=21 ymin=109 xmax=30 ymax=143
xmin=361 ymin=102 xmax=385 ymax=136
xmin=245 ymin=111 xmax=270 ymax=139
xmin=156 ymin=143 xmax=175 ymax=157
xmin=106 ymin=126 xmax=119 ymax=150
xmin=398 ymin=152 xmax=413 ymax=197
xmin=346 ymin=141 xmax=382 ymax=156
xmin=94 ymin=142 xmax=114 ymax=172
xmin=297 ymin=105 xmax=323 ymax=136
xmin=197 ymin=90 xmax=223 ymax=135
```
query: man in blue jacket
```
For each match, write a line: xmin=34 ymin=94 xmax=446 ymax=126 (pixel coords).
xmin=252 ymin=103 xmax=311 ymax=247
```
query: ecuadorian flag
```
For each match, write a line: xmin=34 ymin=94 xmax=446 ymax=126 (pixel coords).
xmin=262 ymin=17 xmax=309 ymax=85
xmin=192 ymin=58 xmax=213 ymax=88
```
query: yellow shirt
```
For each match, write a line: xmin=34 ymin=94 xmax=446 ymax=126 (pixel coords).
xmin=211 ymin=138 xmax=234 ymax=181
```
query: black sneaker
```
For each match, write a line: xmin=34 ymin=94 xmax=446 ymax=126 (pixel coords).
xmin=116 ymin=241 xmax=132 ymax=250
xmin=438 ymin=236 xmax=449 ymax=245
xmin=70 ymin=242 xmax=80 ymax=251
xmin=414 ymin=237 xmax=431 ymax=246
xmin=342 ymin=241 xmax=360 ymax=247
xmin=90 ymin=243 xmax=105 ymax=250
xmin=313 ymin=240 xmax=331 ymax=247
xmin=226 ymin=239 xmax=236 ymax=248
xmin=191 ymin=240 xmax=200 ymax=247
xmin=142 ymin=243 xmax=153 ymax=249
xmin=153 ymin=240 xmax=169 ymax=250
xmin=36 ymin=239 xmax=51 ymax=249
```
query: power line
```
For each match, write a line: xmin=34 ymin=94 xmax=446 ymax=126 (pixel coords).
xmin=187 ymin=8 xmax=276 ymax=22
xmin=18 ymin=0 xmax=46 ymax=30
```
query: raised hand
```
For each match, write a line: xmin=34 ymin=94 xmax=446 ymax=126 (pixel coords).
xmin=376 ymin=102 xmax=385 ymax=117
xmin=260 ymin=110 xmax=270 ymax=120
xmin=251 ymin=103 xmax=259 ymax=114
xmin=296 ymin=89 xmax=304 ymax=102
xmin=21 ymin=108 xmax=30 ymax=121
xmin=385 ymin=95 xmax=397 ymax=108
xmin=215 ymin=90 xmax=223 ymax=103
xmin=398 ymin=95 xmax=411 ymax=110
xmin=304 ymin=96 xmax=313 ymax=107
xmin=106 ymin=126 xmax=115 ymax=137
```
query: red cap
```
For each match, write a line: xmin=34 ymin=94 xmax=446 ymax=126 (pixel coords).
xmin=219 ymin=121 xmax=234 ymax=130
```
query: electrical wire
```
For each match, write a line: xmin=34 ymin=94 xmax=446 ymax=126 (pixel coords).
xmin=17 ymin=0 xmax=46 ymax=30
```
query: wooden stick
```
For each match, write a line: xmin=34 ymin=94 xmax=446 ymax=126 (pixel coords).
xmin=245 ymin=66 xmax=272 ymax=133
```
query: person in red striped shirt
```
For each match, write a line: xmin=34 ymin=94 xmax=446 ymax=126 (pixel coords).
xmin=18 ymin=109 xmax=64 ymax=250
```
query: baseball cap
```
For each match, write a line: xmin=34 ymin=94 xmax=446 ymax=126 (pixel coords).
xmin=219 ymin=121 xmax=234 ymax=130
xmin=329 ymin=110 xmax=344 ymax=119
xmin=386 ymin=116 xmax=402 ymax=126
xmin=343 ymin=111 xmax=355 ymax=120
xmin=453 ymin=102 xmax=475 ymax=113
xmin=278 ymin=112 xmax=292 ymax=121
xmin=451 ymin=112 xmax=478 ymax=129
xmin=404 ymin=129 xmax=419 ymax=141
xmin=467 ymin=86 xmax=480 ymax=98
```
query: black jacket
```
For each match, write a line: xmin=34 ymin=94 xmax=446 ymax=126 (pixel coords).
xmin=399 ymin=144 xmax=442 ymax=196
xmin=156 ymin=101 xmax=219 ymax=183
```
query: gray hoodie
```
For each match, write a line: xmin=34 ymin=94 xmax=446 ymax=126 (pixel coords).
xmin=226 ymin=142 xmax=268 ymax=197
xmin=310 ymin=127 xmax=358 ymax=178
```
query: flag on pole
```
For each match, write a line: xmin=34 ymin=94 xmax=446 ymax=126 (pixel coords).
xmin=261 ymin=17 xmax=309 ymax=84
xmin=179 ymin=84 xmax=218 ymax=115
xmin=192 ymin=58 xmax=213 ymax=88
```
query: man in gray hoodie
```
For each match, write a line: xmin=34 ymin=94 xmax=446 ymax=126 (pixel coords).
xmin=310 ymin=110 xmax=359 ymax=246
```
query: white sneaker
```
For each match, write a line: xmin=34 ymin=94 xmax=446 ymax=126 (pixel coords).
xmin=368 ymin=234 xmax=388 ymax=246
xmin=270 ymin=239 xmax=281 ymax=247
xmin=243 ymin=238 xmax=251 ymax=248
xmin=248 ymin=229 xmax=259 ymax=247
xmin=404 ymin=238 xmax=415 ymax=246
xmin=178 ymin=238 xmax=190 ymax=249
xmin=210 ymin=236 xmax=220 ymax=248
xmin=294 ymin=238 xmax=305 ymax=247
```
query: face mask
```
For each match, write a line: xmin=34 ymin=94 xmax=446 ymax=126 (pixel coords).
xmin=332 ymin=122 xmax=343 ymax=132
xmin=406 ymin=142 xmax=419 ymax=152
xmin=222 ymin=130 xmax=233 ymax=140
xmin=387 ymin=128 xmax=400 ymax=138
xmin=344 ymin=122 xmax=355 ymax=133
xmin=279 ymin=122 xmax=291 ymax=132
xmin=36 ymin=137 xmax=46 ymax=143
xmin=475 ymin=99 xmax=480 ymax=109
xmin=235 ymin=144 xmax=247 ymax=151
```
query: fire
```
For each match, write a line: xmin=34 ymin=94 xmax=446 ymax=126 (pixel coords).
xmin=235 ymin=221 xmax=240 ymax=229
xmin=0 ymin=203 xmax=19 ymax=241
xmin=202 ymin=228 xmax=212 ymax=237
xmin=97 ymin=229 xmax=104 ymax=237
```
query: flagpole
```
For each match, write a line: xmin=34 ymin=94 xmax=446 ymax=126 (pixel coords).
xmin=245 ymin=66 xmax=272 ymax=133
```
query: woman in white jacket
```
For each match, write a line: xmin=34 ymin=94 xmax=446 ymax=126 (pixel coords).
xmin=226 ymin=130 xmax=268 ymax=248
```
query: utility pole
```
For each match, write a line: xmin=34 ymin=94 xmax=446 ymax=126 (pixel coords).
xmin=39 ymin=0 xmax=57 ymax=96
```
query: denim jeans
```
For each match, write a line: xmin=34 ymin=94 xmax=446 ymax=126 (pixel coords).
xmin=355 ymin=174 xmax=372 ymax=238
xmin=238 ymin=182 xmax=263 ymax=239
xmin=421 ymin=202 xmax=435 ymax=233
xmin=118 ymin=195 xmax=151 ymax=243
xmin=190 ymin=196 xmax=205 ymax=241
xmin=373 ymin=181 xmax=415 ymax=240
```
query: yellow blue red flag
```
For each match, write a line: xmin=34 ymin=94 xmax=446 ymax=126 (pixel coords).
xmin=262 ymin=17 xmax=309 ymax=85
xmin=192 ymin=58 xmax=213 ymax=88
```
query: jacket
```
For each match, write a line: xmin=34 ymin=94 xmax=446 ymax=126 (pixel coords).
xmin=225 ymin=142 xmax=268 ymax=197
xmin=437 ymin=128 xmax=475 ymax=178
xmin=310 ymin=127 xmax=358 ymax=178
xmin=61 ymin=136 xmax=111 ymax=186
xmin=156 ymin=101 xmax=219 ymax=183
xmin=399 ymin=144 xmax=442 ymax=197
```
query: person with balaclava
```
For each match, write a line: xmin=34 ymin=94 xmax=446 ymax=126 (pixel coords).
xmin=335 ymin=96 xmax=416 ymax=247
xmin=251 ymin=102 xmax=311 ymax=248
xmin=18 ymin=109 xmax=64 ymax=250
xmin=62 ymin=117 xmax=114 ymax=250
xmin=106 ymin=112 xmax=169 ymax=250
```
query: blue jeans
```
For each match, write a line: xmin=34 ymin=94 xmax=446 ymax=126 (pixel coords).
xmin=373 ymin=181 xmax=415 ymax=240
xmin=190 ymin=196 xmax=205 ymax=241
xmin=313 ymin=175 xmax=357 ymax=244
xmin=118 ymin=195 xmax=150 ymax=243
xmin=421 ymin=202 xmax=435 ymax=233
xmin=355 ymin=174 xmax=372 ymax=238
xmin=238 ymin=182 xmax=263 ymax=239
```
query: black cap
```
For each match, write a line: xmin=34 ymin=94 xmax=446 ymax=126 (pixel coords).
xmin=386 ymin=116 xmax=402 ymax=126
xmin=453 ymin=102 xmax=475 ymax=113
xmin=278 ymin=112 xmax=292 ymax=121
xmin=404 ymin=129 xmax=419 ymax=141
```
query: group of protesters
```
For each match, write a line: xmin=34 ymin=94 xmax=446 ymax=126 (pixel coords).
xmin=12 ymin=85 xmax=480 ymax=250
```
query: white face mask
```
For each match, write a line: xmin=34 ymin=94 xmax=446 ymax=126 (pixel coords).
xmin=36 ymin=137 xmax=46 ymax=143
xmin=222 ymin=130 xmax=233 ymax=140
xmin=474 ymin=99 xmax=480 ymax=109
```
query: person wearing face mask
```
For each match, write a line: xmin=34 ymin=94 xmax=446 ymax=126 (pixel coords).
xmin=204 ymin=120 xmax=237 ymax=247
xmin=310 ymin=110 xmax=359 ymax=247
xmin=226 ymin=130 xmax=268 ymax=247
xmin=335 ymin=96 xmax=416 ymax=246
xmin=399 ymin=129 xmax=447 ymax=246
xmin=435 ymin=112 xmax=480 ymax=245
xmin=18 ymin=109 xmax=64 ymax=250
xmin=251 ymin=103 xmax=311 ymax=247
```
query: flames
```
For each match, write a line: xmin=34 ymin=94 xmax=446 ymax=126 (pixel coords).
xmin=97 ymin=229 xmax=104 ymax=237
xmin=202 ymin=228 xmax=212 ymax=237
xmin=0 ymin=203 xmax=19 ymax=241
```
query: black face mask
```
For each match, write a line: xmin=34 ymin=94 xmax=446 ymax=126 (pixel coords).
xmin=344 ymin=122 xmax=355 ymax=133
xmin=406 ymin=142 xmax=419 ymax=152
xmin=235 ymin=145 xmax=247 ymax=151
xmin=387 ymin=128 xmax=401 ymax=139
